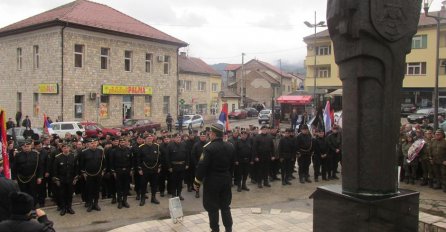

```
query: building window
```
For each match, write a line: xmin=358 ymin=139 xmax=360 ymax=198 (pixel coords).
xmin=144 ymin=95 xmax=152 ymax=117
xmin=74 ymin=95 xmax=84 ymax=119
xmin=198 ymin=82 xmax=206 ymax=91
xmin=33 ymin=45 xmax=39 ymax=69
xmin=406 ymin=62 xmax=427 ymax=75
xmin=101 ymin=48 xmax=109 ymax=70
xmin=124 ymin=50 xmax=132 ymax=71
xmin=316 ymin=66 xmax=331 ymax=78
xmin=440 ymin=59 xmax=446 ymax=75
xmin=288 ymin=86 xmax=291 ymax=92
xmin=196 ymin=104 xmax=207 ymax=115
xmin=122 ymin=96 xmax=134 ymax=120
xmin=212 ymin=83 xmax=218 ymax=92
xmin=74 ymin=44 xmax=84 ymax=68
xmin=33 ymin=93 xmax=39 ymax=116
xmin=180 ymin=80 xmax=192 ymax=91
xmin=412 ymin=35 xmax=427 ymax=49
xmin=316 ymin=46 xmax=331 ymax=55
xmin=17 ymin=48 xmax=22 ymax=70
xmin=17 ymin=92 xmax=22 ymax=112
xmin=145 ymin=53 xmax=153 ymax=73
xmin=163 ymin=55 xmax=170 ymax=74
xmin=99 ymin=95 xmax=109 ymax=119
xmin=163 ymin=96 xmax=170 ymax=114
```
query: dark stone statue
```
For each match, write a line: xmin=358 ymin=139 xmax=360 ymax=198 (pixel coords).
xmin=311 ymin=1 xmax=422 ymax=231
xmin=327 ymin=0 xmax=421 ymax=196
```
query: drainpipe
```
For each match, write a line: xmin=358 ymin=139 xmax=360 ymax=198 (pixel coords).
xmin=176 ymin=48 xmax=180 ymax=118
xmin=60 ymin=22 xmax=67 ymax=121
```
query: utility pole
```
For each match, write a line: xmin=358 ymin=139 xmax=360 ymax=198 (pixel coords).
xmin=241 ymin=53 xmax=245 ymax=108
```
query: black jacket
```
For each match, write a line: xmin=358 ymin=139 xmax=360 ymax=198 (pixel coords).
xmin=235 ymin=138 xmax=252 ymax=163
xmin=0 ymin=178 xmax=19 ymax=222
xmin=252 ymin=133 xmax=274 ymax=160
xmin=166 ymin=142 xmax=189 ymax=171
xmin=296 ymin=133 xmax=313 ymax=155
xmin=0 ymin=214 xmax=55 ymax=232
xmin=79 ymin=148 xmax=104 ymax=176
xmin=196 ymin=138 xmax=235 ymax=181
xmin=53 ymin=153 xmax=77 ymax=184
xmin=191 ymin=140 xmax=207 ymax=166
xmin=110 ymin=146 xmax=132 ymax=171
xmin=278 ymin=136 xmax=296 ymax=159
xmin=138 ymin=143 xmax=161 ymax=172
xmin=13 ymin=151 xmax=42 ymax=181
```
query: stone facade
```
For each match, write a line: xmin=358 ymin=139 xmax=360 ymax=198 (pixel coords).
xmin=0 ymin=26 xmax=180 ymax=127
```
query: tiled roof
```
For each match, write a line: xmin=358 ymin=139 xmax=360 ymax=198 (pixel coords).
xmin=254 ymin=71 xmax=280 ymax=85
xmin=255 ymin=60 xmax=293 ymax=79
xmin=178 ymin=55 xmax=221 ymax=76
xmin=224 ymin=64 xmax=242 ymax=71
xmin=221 ymin=89 xmax=240 ymax=98
xmin=0 ymin=0 xmax=187 ymax=46
xmin=303 ymin=10 xmax=446 ymax=41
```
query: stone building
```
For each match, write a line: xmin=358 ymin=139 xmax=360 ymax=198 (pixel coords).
xmin=226 ymin=59 xmax=293 ymax=108
xmin=0 ymin=0 xmax=187 ymax=126
xmin=178 ymin=53 xmax=222 ymax=117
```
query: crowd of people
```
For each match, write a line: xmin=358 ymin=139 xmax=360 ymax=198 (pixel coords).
xmin=1 ymin=119 xmax=344 ymax=218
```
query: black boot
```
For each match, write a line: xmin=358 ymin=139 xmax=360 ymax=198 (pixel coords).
xmin=151 ymin=195 xmax=160 ymax=204
xmin=93 ymin=200 xmax=101 ymax=211
xmin=429 ymin=179 xmax=434 ymax=188
xmin=421 ymin=178 xmax=428 ymax=186
xmin=111 ymin=195 xmax=117 ymax=204
xmin=282 ymin=180 xmax=286 ymax=186
xmin=117 ymin=197 xmax=123 ymax=209
xmin=305 ymin=176 xmax=312 ymax=183
xmin=299 ymin=176 xmax=305 ymax=184
xmin=60 ymin=207 xmax=66 ymax=216
xmin=264 ymin=181 xmax=271 ymax=187
xmin=87 ymin=202 xmax=93 ymax=212
xmin=123 ymin=196 xmax=130 ymax=208
xmin=67 ymin=207 xmax=75 ymax=214
xmin=237 ymin=184 xmax=242 ymax=192
xmin=135 ymin=193 xmax=140 ymax=201
xmin=242 ymin=184 xmax=250 ymax=191
xmin=140 ymin=197 xmax=145 ymax=206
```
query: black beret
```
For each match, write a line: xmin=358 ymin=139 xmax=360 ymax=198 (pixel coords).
xmin=300 ymin=124 xmax=309 ymax=130
xmin=9 ymin=192 xmax=34 ymax=215
xmin=199 ymin=131 xmax=207 ymax=136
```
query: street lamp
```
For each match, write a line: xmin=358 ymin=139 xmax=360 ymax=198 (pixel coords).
xmin=304 ymin=11 xmax=327 ymax=109
xmin=424 ymin=0 xmax=446 ymax=130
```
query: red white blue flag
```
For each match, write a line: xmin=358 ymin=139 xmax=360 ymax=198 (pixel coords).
xmin=217 ymin=103 xmax=229 ymax=131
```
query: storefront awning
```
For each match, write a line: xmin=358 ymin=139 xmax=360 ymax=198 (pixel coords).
xmin=276 ymin=95 xmax=312 ymax=105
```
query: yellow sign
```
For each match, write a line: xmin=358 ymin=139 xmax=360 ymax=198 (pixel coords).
xmin=38 ymin=84 xmax=58 ymax=94
xmin=102 ymin=85 xmax=152 ymax=95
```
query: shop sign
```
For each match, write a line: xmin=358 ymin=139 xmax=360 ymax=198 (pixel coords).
xmin=38 ymin=84 xmax=58 ymax=94
xmin=102 ymin=85 xmax=152 ymax=95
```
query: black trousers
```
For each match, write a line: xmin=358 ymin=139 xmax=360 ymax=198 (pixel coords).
xmin=327 ymin=152 xmax=337 ymax=177
xmin=158 ymin=169 xmax=171 ymax=194
xmin=297 ymin=154 xmax=311 ymax=178
xmin=312 ymin=156 xmax=321 ymax=178
xmin=203 ymin=176 xmax=232 ymax=232
xmin=57 ymin=181 xmax=74 ymax=209
xmin=185 ymin=165 xmax=196 ymax=187
xmin=280 ymin=158 xmax=293 ymax=181
xmin=270 ymin=159 xmax=280 ymax=178
xmin=234 ymin=162 xmax=250 ymax=186
xmin=140 ymin=171 xmax=159 ymax=196
xmin=18 ymin=178 xmax=37 ymax=206
xmin=167 ymin=123 xmax=172 ymax=132
xmin=115 ymin=170 xmax=130 ymax=199
xmin=76 ymin=177 xmax=87 ymax=202
xmin=254 ymin=159 xmax=270 ymax=184
xmin=170 ymin=170 xmax=185 ymax=196
xmin=86 ymin=175 xmax=101 ymax=204
xmin=133 ymin=171 xmax=141 ymax=194
xmin=37 ymin=177 xmax=48 ymax=205
xmin=320 ymin=157 xmax=329 ymax=179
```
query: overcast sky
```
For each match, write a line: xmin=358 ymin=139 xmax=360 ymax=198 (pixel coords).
xmin=0 ymin=0 xmax=443 ymax=66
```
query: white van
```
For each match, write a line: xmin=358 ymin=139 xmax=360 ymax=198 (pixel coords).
xmin=50 ymin=121 xmax=85 ymax=137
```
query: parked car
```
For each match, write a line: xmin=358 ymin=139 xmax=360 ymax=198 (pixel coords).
xmin=175 ymin=114 xmax=204 ymax=129
xmin=118 ymin=119 xmax=161 ymax=134
xmin=7 ymin=127 xmax=44 ymax=144
xmin=407 ymin=108 xmax=446 ymax=124
xmin=50 ymin=121 xmax=85 ymax=137
xmin=228 ymin=109 xmax=248 ymax=119
xmin=81 ymin=121 xmax=120 ymax=137
xmin=245 ymin=107 xmax=259 ymax=117
xmin=258 ymin=109 xmax=272 ymax=124
xmin=401 ymin=103 xmax=417 ymax=116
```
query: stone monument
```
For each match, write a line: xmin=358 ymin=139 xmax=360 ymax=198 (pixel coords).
xmin=311 ymin=0 xmax=422 ymax=231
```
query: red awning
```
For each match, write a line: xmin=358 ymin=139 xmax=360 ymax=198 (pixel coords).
xmin=276 ymin=95 xmax=312 ymax=105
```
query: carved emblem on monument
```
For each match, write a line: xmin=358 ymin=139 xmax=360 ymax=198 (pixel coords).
xmin=371 ymin=0 xmax=421 ymax=41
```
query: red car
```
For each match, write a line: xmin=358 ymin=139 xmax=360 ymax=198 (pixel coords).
xmin=81 ymin=122 xmax=120 ymax=137
xmin=228 ymin=109 xmax=248 ymax=119
xmin=118 ymin=119 xmax=161 ymax=134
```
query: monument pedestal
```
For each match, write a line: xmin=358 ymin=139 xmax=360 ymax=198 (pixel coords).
xmin=312 ymin=185 xmax=419 ymax=232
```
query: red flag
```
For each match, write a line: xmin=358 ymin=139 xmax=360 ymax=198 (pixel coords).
xmin=0 ymin=110 xmax=11 ymax=179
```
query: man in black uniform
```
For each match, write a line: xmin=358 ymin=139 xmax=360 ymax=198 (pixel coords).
xmin=234 ymin=130 xmax=252 ymax=191
xmin=131 ymin=135 xmax=144 ymax=200
xmin=158 ymin=135 xmax=171 ymax=197
xmin=104 ymin=137 xmax=118 ymax=204
xmin=252 ymin=126 xmax=274 ymax=188
xmin=326 ymin=124 xmax=342 ymax=179
xmin=295 ymin=124 xmax=313 ymax=183
xmin=52 ymin=143 xmax=77 ymax=216
xmin=110 ymin=137 xmax=132 ymax=209
xmin=278 ymin=128 xmax=295 ymax=185
xmin=313 ymin=129 xmax=329 ymax=181
xmin=167 ymin=134 xmax=189 ymax=200
xmin=190 ymin=131 xmax=208 ymax=197
xmin=13 ymin=139 xmax=43 ymax=206
xmin=34 ymin=141 xmax=49 ymax=207
xmin=194 ymin=123 xmax=235 ymax=232
xmin=79 ymin=138 xmax=105 ymax=212
xmin=137 ymin=134 xmax=161 ymax=206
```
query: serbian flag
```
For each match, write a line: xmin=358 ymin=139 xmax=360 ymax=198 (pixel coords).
xmin=43 ymin=113 xmax=53 ymax=135
xmin=0 ymin=109 xmax=11 ymax=179
xmin=323 ymin=101 xmax=332 ymax=133
xmin=217 ymin=103 xmax=230 ymax=131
